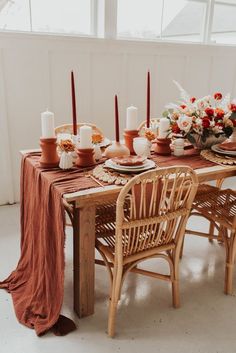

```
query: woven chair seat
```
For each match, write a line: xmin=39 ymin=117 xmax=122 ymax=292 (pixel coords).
xmin=193 ymin=186 xmax=236 ymax=230
xmin=96 ymin=202 xmax=117 ymax=240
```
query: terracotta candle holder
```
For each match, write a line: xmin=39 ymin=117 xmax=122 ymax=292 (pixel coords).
xmin=123 ymin=129 xmax=140 ymax=155
xmin=76 ymin=148 xmax=95 ymax=167
xmin=39 ymin=137 xmax=59 ymax=168
xmin=154 ymin=137 xmax=171 ymax=155
xmin=104 ymin=141 xmax=130 ymax=158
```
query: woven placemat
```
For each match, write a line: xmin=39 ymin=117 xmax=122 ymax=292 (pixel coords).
xmin=200 ymin=149 xmax=236 ymax=165
xmin=93 ymin=165 xmax=133 ymax=185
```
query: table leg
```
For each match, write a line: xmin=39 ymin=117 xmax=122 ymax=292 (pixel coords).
xmin=73 ymin=205 xmax=96 ymax=318
xmin=216 ymin=178 xmax=225 ymax=189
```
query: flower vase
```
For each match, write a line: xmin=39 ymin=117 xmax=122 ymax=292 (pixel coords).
xmin=59 ymin=151 xmax=73 ymax=170
xmin=93 ymin=144 xmax=102 ymax=161
xmin=190 ymin=134 xmax=227 ymax=150
xmin=230 ymin=127 xmax=236 ymax=142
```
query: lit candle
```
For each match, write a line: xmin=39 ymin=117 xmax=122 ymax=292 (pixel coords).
xmin=146 ymin=71 xmax=150 ymax=128
xmin=41 ymin=110 xmax=55 ymax=138
xmin=71 ymin=71 xmax=77 ymax=136
xmin=159 ymin=118 xmax=170 ymax=138
xmin=79 ymin=125 xmax=92 ymax=149
xmin=126 ymin=105 xmax=138 ymax=130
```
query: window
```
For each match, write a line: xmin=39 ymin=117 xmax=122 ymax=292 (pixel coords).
xmin=117 ymin=0 xmax=163 ymax=39
xmin=211 ymin=0 xmax=236 ymax=44
xmin=117 ymin=0 xmax=208 ymax=42
xmin=161 ymin=0 xmax=207 ymax=42
xmin=0 ymin=0 xmax=30 ymax=31
xmin=0 ymin=0 xmax=93 ymax=35
xmin=1 ymin=0 xmax=236 ymax=46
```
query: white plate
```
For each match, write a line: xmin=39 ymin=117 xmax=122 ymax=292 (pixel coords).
xmin=109 ymin=158 xmax=148 ymax=170
xmin=105 ymin=159 xmax=156 ymax=173
xmin=211 ymin=144 xmax=236 ymax=156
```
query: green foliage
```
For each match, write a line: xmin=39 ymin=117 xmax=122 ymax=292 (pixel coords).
xmin=186 ymin=133 xmax=196 ymax=145
xmin=162 ymin=111 xmax=169 ymax=118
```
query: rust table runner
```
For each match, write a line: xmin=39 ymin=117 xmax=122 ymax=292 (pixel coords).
xmin=151 ymin=148 xmax=215 ymax=169
xmin=0 ymin=153 xmax=100 ymax=336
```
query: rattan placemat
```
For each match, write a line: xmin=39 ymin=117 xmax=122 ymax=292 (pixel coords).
xmin=93 ymin=165 xmax=133 ymax=185
xmin=201 ymin=149 xmax=236 ymax=165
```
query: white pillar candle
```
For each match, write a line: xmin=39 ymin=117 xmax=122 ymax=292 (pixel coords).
xmin=79 ymin=125 xmax=92 ymax=149
xmin=41 ymin=110 xmax=55 ymax=138
xmin=159 ymin=118 xmax=170 ymax=138
xmin=126 ymin=105 xmax=138 ymax=130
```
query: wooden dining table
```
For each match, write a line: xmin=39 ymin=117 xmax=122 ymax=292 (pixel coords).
xmin=62 ymin=160 xmax=236 ymax=319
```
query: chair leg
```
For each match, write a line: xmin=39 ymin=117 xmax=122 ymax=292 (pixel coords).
xmin=208 ymin=221 xmax=215 ymax=243
xmin=108 ymin=266 xmax=123 ymax=338
xmin=171 ymin=251 xmax=180 ymax=308
xmin=172 ymin=279 xmax=180 ymax=308
xmin=224 ymin=231 xmax=236 ymax=295
xmin=179 ymin=237 xmax=185 ymax=259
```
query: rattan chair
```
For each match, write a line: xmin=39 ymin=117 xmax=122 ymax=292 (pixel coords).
xmin=138 ymin=118 xmax=160 ymax=131
xmin=191 ymin=185 xmax=236 ymax=295
xmin=55 ymin=123 xmax=103 ymax=136
xmin=95 ymin=166 xmax=198 ymax=337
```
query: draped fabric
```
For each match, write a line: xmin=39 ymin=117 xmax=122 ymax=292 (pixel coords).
xmin=0 ymin=153 xmax=98 ymax=335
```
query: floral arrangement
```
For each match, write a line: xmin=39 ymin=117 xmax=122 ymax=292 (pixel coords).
xmin=92 ymin=133 xmax=103 ymax=144
xmin=144 ymin=130 xmax=156 ymax=142
xmin=162 ymin=81 xmax=236 ymax=145
xmin=58 ymin=139 xmax=75 ymax=152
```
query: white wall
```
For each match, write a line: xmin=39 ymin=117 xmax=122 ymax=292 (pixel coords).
xmin=1 ymin=32 xmax=236 ymax=204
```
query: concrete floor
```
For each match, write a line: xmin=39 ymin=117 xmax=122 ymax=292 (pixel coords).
xmin=0 ymin=196 xmax=236 ymax=353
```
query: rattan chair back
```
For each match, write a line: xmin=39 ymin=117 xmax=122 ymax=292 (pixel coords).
xmin=115 ymin=166 xmax=198 ymax=259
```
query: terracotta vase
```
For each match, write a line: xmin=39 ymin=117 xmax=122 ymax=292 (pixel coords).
xmin=39 ymin=137 xmax=59 ymax=168
xmin=76 ymin=148 xmax=95 ymax=167
xmin=123 ymin=129 xmax=140 ymax=155
xmin=154 ymin=137 xmax=171 ymax=155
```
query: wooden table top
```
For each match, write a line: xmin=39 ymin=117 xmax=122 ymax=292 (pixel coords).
xmin=20 ymin=148 xmax=236 ymax=207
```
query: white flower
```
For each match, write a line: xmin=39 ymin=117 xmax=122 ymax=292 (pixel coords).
xmin=177 ymin=115 xmax=193 ymax=133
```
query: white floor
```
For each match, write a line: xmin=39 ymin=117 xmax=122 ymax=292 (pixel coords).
xmin=0 ymin=185 xmax=236 ymax=353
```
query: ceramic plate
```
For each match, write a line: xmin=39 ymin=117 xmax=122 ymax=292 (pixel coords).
xmin=105 ymin=159 xmax=156 ymax=173
xmin=211 ymin=144 xmax=236 ymax=157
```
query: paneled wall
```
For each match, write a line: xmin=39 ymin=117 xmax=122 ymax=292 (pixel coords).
xmin=1 ymin=32 xmax=236 ymax=204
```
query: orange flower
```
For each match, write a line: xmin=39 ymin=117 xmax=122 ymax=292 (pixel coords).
xmin=92 ymin=133 xmax=103 ymax=144
xmin=215 ymin=108 xmax=224 ymax=119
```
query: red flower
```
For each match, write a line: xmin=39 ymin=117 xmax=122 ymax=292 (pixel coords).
xmin=172 ymin=124 xmax=181 ymax=134
xmin=205 ymin=107 xmax=214 ymax=116
xmin=215 ymin=108 xmax=224 ymax=119
xmin=215 ymin=122 xmax=223 ymax=128
xmin=229 ymin=103 xmax=236 ymax=112
xmin=190 ymin=97 xmax=196 ymax=103
xmin=202 ymin=118 xmax=211 ymax=128
xmin=180 ymin=104 xmax=186 ymax=109
xmin=232 ymin=119 xmax=236 ymax=127
xmin=214 ymin=92 xmax=222 ymax=100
